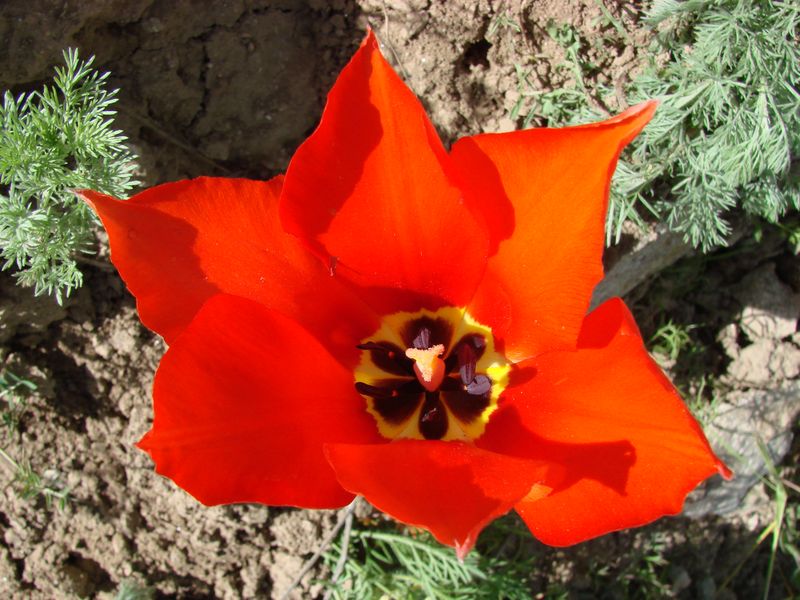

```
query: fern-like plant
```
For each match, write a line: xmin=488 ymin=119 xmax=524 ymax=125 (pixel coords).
xmin=322 ymin=526 xmax=535 ymax=599
xmin=0 ymin=49 xmax=137 ymax=303
xmin=512 ymin=0 xmax=800 ymax=250
xmin=621 ymin=0 xmax=800 ymax=249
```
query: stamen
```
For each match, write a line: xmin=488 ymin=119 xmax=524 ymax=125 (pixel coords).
xmin=405 ymin=344 xmax=446 ymax=392
xmin=445 ymin=334 xmax=486 ymax=374
xmin=356 ymin=342 xmax=384 ymax=351
xmin=356 ymin=341 xmax=398 ymax=361
xmin=457 ymin=343 xmax=477 ymax=385
xmin=355 ymin=307 xmax=508 ymax=442
xmin=357 ymin=341 xmax=413 ymax=376
xmin=465 ymin=374 xmax=492 ymax=396
xmin=355 ymin=382 xmax=396 ymax=398
xmin=419 ymin=393 xmax=448 ymax=440
xmin=412 ymin=327 xmax=431 ymax=350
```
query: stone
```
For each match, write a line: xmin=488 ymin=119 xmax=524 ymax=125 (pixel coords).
xmin=683 ymin=380 xmax=800 ymax=517
xmin=734 ymin=262 xmax=800 ymax=341
xmin=726 ymin=338 xmax=800 ymax=386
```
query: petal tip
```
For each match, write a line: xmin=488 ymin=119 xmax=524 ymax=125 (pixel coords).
xmin=717 ymin=461 xmax=734 ymax=481
xmin=635 ymin=99 xmax=659 ymax=121
xmin=74 ymin=188 xmax=108 ymax=213
xmin=612 ymin=99 xmax=658 ymax=144
xmin=454 ymin=533 xmax=476 ymax=562
xmin=363 ymin=27 xmax=378 ymax=48
xmin=136 ymin=429 xmax=154 ymax=452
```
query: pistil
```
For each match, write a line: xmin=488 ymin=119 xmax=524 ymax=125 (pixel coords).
xmin=405 ymin=344 xmax=446 ymax=392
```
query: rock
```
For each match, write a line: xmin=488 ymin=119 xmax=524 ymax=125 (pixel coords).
xmin=734 ymin=262 xmax=800 ymax=341
xmin=725 ymin=338 xmax=800 ymax=386
xmin=687 ymin=259 xmax=800 ymax=517
xmin=696 ymin=575 xmax=718 ymax=600
xmin=592 ymin=225 xmax=691 ymax=308
xmin=592 ymin=222 xmax=747 ymax=308
xmin=669 ymin=565 xmax=691 ymax=595
xmin=683 ymin=380 xmax=800 ymax=517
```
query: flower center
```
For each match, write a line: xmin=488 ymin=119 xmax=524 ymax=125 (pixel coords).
xmin=354 ymin=307 xmax=510 ymax=441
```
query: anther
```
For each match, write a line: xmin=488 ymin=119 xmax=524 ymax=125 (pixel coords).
xmin=457 ymin=344 xmax=477 ymax=385
xmin=412 ymin=327 xmax=431 ymax=350
xmin=356 ymin=342 xmax=388 ymax=352
xmin=419 ymin=393 xmax=448 ymax=440
xmin=421 ymin=405 xmax=440 ymax=423
xmin=465 ymin=374 xmax=492 ymax=396
xmin=355 ymin=382 xmax=395 ymax=398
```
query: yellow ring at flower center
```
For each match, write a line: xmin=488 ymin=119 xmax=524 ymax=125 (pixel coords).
xmin=355 ymin=306 xmax=510 ymax=441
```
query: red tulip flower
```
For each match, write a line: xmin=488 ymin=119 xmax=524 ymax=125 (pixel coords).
xmin=83 ymin=32 xmax=729 ymax=557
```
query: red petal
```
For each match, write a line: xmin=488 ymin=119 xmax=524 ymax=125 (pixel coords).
xmin=81 ymin=177 xmax=376 ymax=363
xmin=138 ymin=294 xmax=383 ymax=509
xmin=280 ymin=31 xmax=488 ymax=313
xmin=479 ymin=298 xmax=730 ymax=546
xmin=325 ymin=440 xmax=550 ymax=555
xmin=450 ymin=102 xmax=657 ymax=361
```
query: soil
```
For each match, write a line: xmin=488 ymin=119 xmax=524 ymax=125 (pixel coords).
xmin=0 ymin=1 xmax=798 ymax=599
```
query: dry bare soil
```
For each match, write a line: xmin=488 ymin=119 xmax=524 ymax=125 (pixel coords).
xmin=1 ymin=1 xmax=798 ymax=598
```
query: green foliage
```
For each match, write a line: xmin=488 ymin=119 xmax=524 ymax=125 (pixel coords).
xmin=0 ymin=369 xmax=36 ymax=433
xmin=720 ymin=441 xmax=800 ymax=598
xmin=1 ymin=371 xmax=70 ymax=511
xmin=627 ymin=0 xmax=800 ymax=250
xmin=646 ymin=318 xmax=722 ymax=423
xmin=0 ymin=447 xmax=70 ymax=510
xmin=649 ymin=319 xmax=698 ymax=363
xmin=321 ymin=523 xmax=536 ymax=599
xmin=487 ymin=10 xmax=522 ymax=38
xmin=772 ymin=216 xmax=800 ymax=254
xmin=510 ymin=22 xmax=598 ymax=130
xmin=622 ymin=536 xmax=674 ymax=598
xmin=14 ymin=459 xmax=70 ymax=510
xmin=115 ymin=578 xmax=155 ymax=600
xmin=0 ymin=49 xmax=137 ymax=303
xmin=756 ymin=441 xmax=800 ymax=599
xmin=579 ymin=532 xmax=674 ymax=599
xmin=512 ymin=0 xmax=800 ymax=250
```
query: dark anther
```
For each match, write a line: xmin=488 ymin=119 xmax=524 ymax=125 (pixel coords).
xmin=421 ymin=407 xmax=438 ymax=422
xmin=356 ymin=341 xmax=396 ymax=360
xmin=355 ymin=382 xmax=395 ymax=398
xmin=445 ymin=334 xmax=486 ymax=374
xmin=356 ymin=342 xmax=388 ymax=352
xmin=357 ymin=341 xmax=414 ymax=376
xmin=466 ymin=374 xmax=491 ymax=396
xmin=457 ymin=343 xmax=477 ymax=385
xmin=412 ymin=327 xmax=431 ymax=350
xmin=440 ymin=387 xmax=490 ymax=423
xmin=419 ymin=393 xmax=448 ymax=439
xmin=374 ymin=392 xmax=423 ymax=425
xmin=400 ymin=317 xmax=453 ymax=351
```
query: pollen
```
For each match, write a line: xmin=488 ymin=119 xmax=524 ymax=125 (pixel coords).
xmin=405 ymin=344 xmax=446 ymax=391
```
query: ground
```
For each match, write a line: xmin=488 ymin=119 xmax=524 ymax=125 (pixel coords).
xmin=0 ymin=1 xmax=798 ymax=598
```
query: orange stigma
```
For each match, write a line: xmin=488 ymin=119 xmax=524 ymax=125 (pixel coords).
xmin=405 ymin=344 xmax=446 ymax=392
